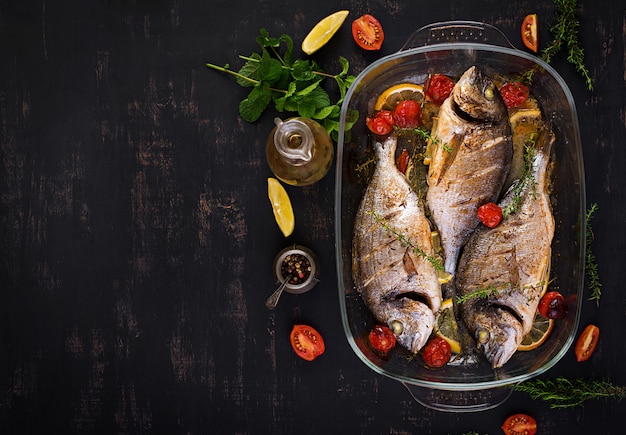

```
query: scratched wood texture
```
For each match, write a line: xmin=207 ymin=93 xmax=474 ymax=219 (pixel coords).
xmin=1 ymin=0 xmax=625 ymax=433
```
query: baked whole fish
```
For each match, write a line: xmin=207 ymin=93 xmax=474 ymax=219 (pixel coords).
xmin=353 ymin=135 xmax=442 ymax=353
xmin=427 ymin=66 xmax=513 ymax=277
xmin=456 ymin=129 xmax=555 ymax=368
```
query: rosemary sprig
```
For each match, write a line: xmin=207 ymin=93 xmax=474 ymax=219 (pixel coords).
xmin=538 ymin=0 xmax=594 ymax=90
xmin=585 ymin=202 xmax=602 ymax=303
xmin=502 ymin=135 xmax=538 ymax=218
xmin=371 ymin=210 xmax=444 ymax=271
xmin=513 ymin=377 xmax=625 ymax=408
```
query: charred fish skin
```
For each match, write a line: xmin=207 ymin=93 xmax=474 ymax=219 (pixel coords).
xmin=353 ymin=135 xmax=442 ymax=353
xmin=427 ymin=66 xmax=513 ymax=277
xmin=456 ymin=129 xmax=555 ymax=368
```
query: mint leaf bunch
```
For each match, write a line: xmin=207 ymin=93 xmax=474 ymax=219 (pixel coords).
xmin=207 ymin=29 xmax=359 ymax=141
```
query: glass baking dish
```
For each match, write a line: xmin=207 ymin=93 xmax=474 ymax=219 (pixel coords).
xmin=334 ymin=21 xmax=585 ymax=411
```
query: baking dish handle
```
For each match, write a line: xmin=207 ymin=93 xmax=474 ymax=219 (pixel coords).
xmin=400 ymin=20 xmax=515 ymax=51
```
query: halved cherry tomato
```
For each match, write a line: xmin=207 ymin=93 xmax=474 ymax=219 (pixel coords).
xmin=477 ymin=202 xmax=503 ymax=228
xmin=500 ymin=82 xmax=529 ymax=109
xmin=521 ymin=14 xmax=539 ymax=52
xmin=538 ymin=291 xmax=567 ymax=319
xmin=352 ymin=14 xmax=384 ymax=51
xmin=422 ymin=336 xmax=451 ymax=368
xmin=396 ymin=148 xmax=410 ymax=174
xmin=574 ymin=324 xmax=600 ymax=362
xmin=425 ymin=74 xmax=455 ymax=105
xmin=501 ymin=413 xmax=537 ymax=435
xmin=393 ymin=100 xmax=421 ymax=129
xmin=368 ymin=325 xmax=397 ymax=355
xmin=290 ymin=324 xmax=325 ymax=361
xmin=366 ymin=110 xmax=394 ymax=135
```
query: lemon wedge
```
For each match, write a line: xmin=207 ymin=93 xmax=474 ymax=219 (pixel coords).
xmin=374 ymin=83 xmax=424 ymax=111
xmin=301 ymin=10 xmax=349 ymax=55
xmin=434 ymin=298 xmax=462 ymax=353
xmin=518 ymin=313 xmax=554 ymax=351
xmin=267 ymin=177 xmax=295 ymax=237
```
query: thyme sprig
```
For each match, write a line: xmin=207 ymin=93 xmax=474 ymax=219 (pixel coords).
xmin=523 ymin=0 xmax=593 ymax=90
xmin=397 ymin=126 xmax=452 ymax=153
xmin=455 ymin=285 xmax=502 ymax=305
xmin=370 ymin=210 xmax=444 ymax=272
xmin=502 ymin=135 xmax=538 ymax=218
xmin=585 ymin=202 xmax=602 ymax=303
xmin=513 ymin=377 xmax=625 ymax=408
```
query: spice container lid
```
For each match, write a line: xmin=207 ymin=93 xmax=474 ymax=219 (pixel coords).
xmin=273 ymin=245 xmax=320 ymax=295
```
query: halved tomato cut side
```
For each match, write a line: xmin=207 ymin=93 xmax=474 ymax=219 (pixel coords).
xmin=352 ymin=14 xmax=384 ymax=51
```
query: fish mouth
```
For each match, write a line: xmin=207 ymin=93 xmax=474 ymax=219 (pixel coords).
xmin=452 ymin=100 xmax=482 ymax=123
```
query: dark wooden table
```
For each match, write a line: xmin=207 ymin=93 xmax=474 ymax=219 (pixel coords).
xmin=2 ymin=1 xmax=625 ymax=433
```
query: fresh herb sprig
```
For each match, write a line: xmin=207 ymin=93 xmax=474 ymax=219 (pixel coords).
xmin=371 ymin=210 xmax=444 ymax=272
xmin=541 ymin=0 xmax=593 ymax=91
xmin=455 ymin=285 xmax=502 ymax=305
xmin=206 ymin=29 xmax=359 ymax=141
xmin=513 ymin=377 xmax=625 ymax=408
xmin=585 ymin=202 xmax=602 ymax=303
xmin=502 ymin=136 xmax=538 ymax=218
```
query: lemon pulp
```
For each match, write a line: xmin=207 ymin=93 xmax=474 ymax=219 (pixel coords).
xmin=374 ymin=83 xmax=424 ymax=111
xmin=434 ymin=298 xmax=461 ymax=353
xmin=267 ymin=177 xmax=295 ymax=237
xmin=518 ymin=314 xmax=554 ymax=351
xmin=301 ymin=10 xmax=349 ymax=55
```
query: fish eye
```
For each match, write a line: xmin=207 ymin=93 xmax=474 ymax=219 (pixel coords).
xmin=484 ymin=85 xmax=495 ymax=101
xmin=390 ymin=320 xmax=404 ymax=335
xmin=476 ymin=328 xmax=490 ymax=344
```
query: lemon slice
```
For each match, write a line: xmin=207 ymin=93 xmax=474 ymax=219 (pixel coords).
xmin=518 ymin=313 xmax=554 ymax=351
xmin=267 ymin=177 xmax=295 ymax=237
xmin=301 ymin=10 xmax=349 ymax=55
xmin=434 ymin=298 xmax=461 ymax=353
xmin=506 ymin=107 xmax=543 ymax=187
xmin=374 ymin=83 xmax=424 ymax=111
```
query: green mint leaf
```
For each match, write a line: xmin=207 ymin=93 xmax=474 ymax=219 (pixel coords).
xmin=258 ymin=54 xmax=283 ymax=84
xmin=292 ymin=59 xmax=315 ymax=81
xmin=279 ymin=34 xmax=293 ymax=66
xmin=236 ymin=53 xmax=262 ymax=87
xmin=239 ymin=82 xmax=271 ymax=122
xmin=297 ymin=101 xmax=317 ymax=119
xmin=338 ymin=56 xmax=350 ymax=77
xmin=313 ymin=105 xmax=335 ymax=120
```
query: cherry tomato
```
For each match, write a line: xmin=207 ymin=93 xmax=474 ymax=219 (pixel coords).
xmin=366 ymin=110 xmax=394 ymax=135
xmin=396 ymin=148 xmax=410 ymax=174
xmin=421 ymin=336 xmax=451 ymax=368
xmin=290 ymin=324 xmax=325 ymax=361
xmin=352 ymin=14 xmax=384 ymax=51
xmin=500 ymin=82 xmax=529 ymax=109
xmin=368 ymin=325 xmax=397 ymax=354
xmin=521 ymin=14 xmax=539 ymax=52
xmin=392 ymin=100 xmax=421 ymax=129
xmin=501 ymin=413 xmax=537 ymax=435
xmin=425 ymin=74 xmax=455 ymax=105
xmin=538 ymin=291 xmax=567 ymax=319
xmin=477 ymin=202 xmax=503 ymax=228
xmin=574 ymin=324 xmax=600 ymax=362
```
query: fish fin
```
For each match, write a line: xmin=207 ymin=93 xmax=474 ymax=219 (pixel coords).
xmin=428 ymin=133 xmax=463 ymax=185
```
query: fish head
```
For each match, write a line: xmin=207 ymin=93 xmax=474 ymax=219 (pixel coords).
xmin=382 ymin=298 xmax=435 ymax=353
xmin=452 ymin=66 xmax=506 ymax=123
xmin=470 ymin=305 xmax=523 ymax=368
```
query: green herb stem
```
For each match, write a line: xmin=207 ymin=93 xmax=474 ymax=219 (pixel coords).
xmin=513 ymin=377 xmax=625 ymax=408
xmin=585 ymin=202 xmax=602 ymax=303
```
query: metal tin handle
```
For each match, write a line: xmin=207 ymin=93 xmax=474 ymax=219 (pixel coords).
xmin=400 ymin=21 xmax=515 ymax=51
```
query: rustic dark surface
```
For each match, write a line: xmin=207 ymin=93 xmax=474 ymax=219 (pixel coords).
xmin=1 ymin=0 xmax=625 ymax=433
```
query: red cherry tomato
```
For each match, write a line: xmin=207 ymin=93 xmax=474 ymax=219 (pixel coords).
xmin=521 ymin=14 xmax=539 ymax=52
xmin=501 ymin=413 xmax=537 ymax=435
xmin=538 ymin=291 xmax=568 ymax=319
xmin=500 ymin=82 xmax=529 ymax=108
xmin=396 ymin=148 xmax=410 ymax=174
xmin=290 ymin=324 xmax=325 ymax=361
xmin=421 ymin=337 xmax=451 ymax=368
xmin=366 ymin=110 xmax=394 ymax=135
xmin=477 ymin=202 xmax=503 ymax=228
xmin=574 ymin=324 xmax=600 ymax=362
xmin=352 ymin=14 xmax=384 ymax=51
xmin=392 ymin=100 xmax=421 ymax=128
xmin=368 ymin=325 xmax=397 ymax=354
xmin=425 ymin=74 xmax=455 ymax=105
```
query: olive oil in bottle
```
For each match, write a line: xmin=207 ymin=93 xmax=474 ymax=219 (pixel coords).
xmin=266 ymin=117 xmax=334 ymax=186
